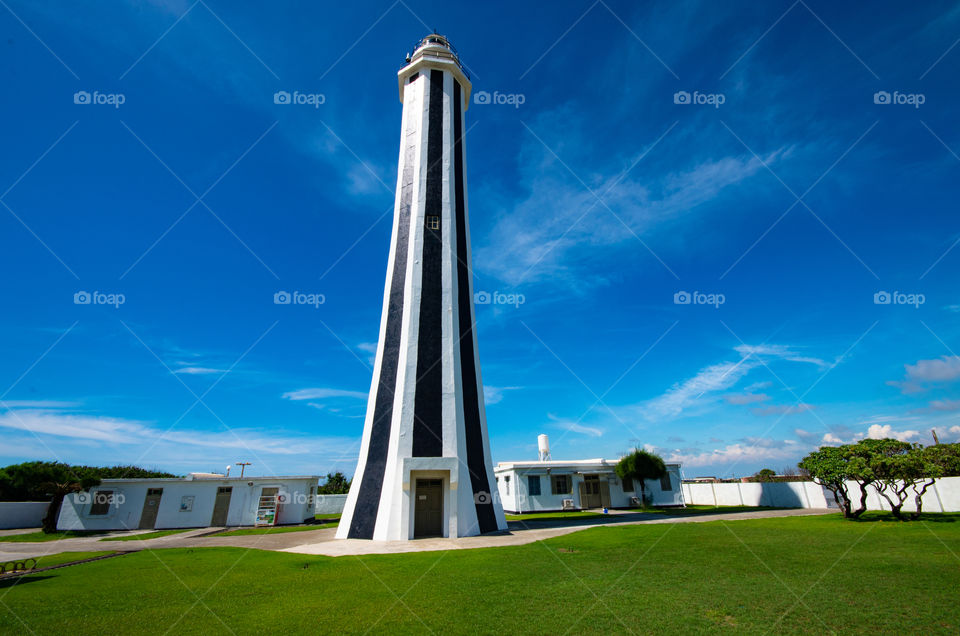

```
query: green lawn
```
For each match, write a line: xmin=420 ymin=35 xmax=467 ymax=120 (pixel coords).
xmin=212 ymin=523 xmax=338 ymax=537
xmin=314 ymin=513 xmax=341 ymax=522
xmin=20 ymin=551 xmax=119 ymax=570
xmin=0 ymin=530 xmax=109 ymax=543
xmin=505 ymin=510 xmax=607 ymax=521
xmin=100 ymin=529 xmax=192 ymax=542
xmin=1 ymin=513 xmax=958 ymax=633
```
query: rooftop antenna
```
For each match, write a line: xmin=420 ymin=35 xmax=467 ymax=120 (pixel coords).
xmin=236 ymin=462 xmax=251 ymax=478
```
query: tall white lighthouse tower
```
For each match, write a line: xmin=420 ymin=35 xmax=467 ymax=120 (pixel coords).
xmin=337 ymin=35 xmax=507 ymax=540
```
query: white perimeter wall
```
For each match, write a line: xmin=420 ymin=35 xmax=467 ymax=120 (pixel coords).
xmin=0 ymin=502 xmax=49 ymax=529
xmin=315 ymin=494 xmax=347 ymax=515
xmin=681 ymin=476 xmax=960 ymax=512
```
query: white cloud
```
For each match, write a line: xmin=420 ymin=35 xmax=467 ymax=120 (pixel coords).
xmin=0 ymin=400 xmax=80 ymax=408
xmin=751 ymin=403 xmax=815 ymax=416
xmin=866 ymin=423 xmax=921 ymax=442
xmin=484 ymin=385 xmax=521 ymax=405
xmin=547 ymin=414 xmax=603 ymax=438
xmin=645 ymin=359 xmax=755 ymax=418
xmin=282 ymin=388 xmax=367 ymax=401
xmin=666 ymin=440 xmax=801 ymax=468
xmin=733 ymin=344 xmax=826 ymax=367
xmin=928 ymin=399 xmax=960 ymax=412
xmin=724 ymin=393 xmax=769 ymax=405
xmin=174 ymin=367 xmax=224 ymax=375
xmin=889 ymin=355 xmax=960 ymax=393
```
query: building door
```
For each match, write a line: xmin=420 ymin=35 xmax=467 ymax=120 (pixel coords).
xmin=210 ymin=487 xmax=232 ymax=526
xmin=582 ymin=475 xmax=602 ymax=508
xmin=599 ymin=480 xmax=611 ymax=508
xmin=413 ymin=479 xmax=443 ymax=538
xmin=138 ymin=488 xmax=163 ymax=529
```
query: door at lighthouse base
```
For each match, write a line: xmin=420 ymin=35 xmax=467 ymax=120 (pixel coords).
xmin=413 ymin=479 xmax=443 ymax=538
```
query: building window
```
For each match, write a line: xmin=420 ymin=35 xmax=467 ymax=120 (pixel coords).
xmin=660 ymin=473 xmax=672 ymax=491
xmin=89 ymin=490 xmax=113 ymax=516
xmin=426 ymin=215 xmax=440 ymax=230
xmin=504 ymin=475 xmax=510 ymax=495
xmin=621 ymin=477 xmax=634 ymax=492
xmin=551 ymin=475 xmax=572 ymax=495
xmin=527 ymin=475 xmax=541 ymax=496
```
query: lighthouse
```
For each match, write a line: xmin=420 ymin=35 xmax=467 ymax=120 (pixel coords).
xmin=336 ymin=35 xmax=507 ymax=540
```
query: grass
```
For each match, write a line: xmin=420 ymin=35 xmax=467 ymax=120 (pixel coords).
xmin=505 ymin=510 xmax=607 ymax=521
xmin=314 ymin=513 xmax=341 ymax=522
xmin=212 ymin=523 xmax=338 ymax=537
xmin=17 ymin=551 xmax=119 ymax=570
xmin=100 ymin=529 xmax=192 ymax=542
xmin=504 ymin=505 xmax=786 ymax=523
xmin=1 ymin=512 xmax=958 ymax=633
xmin=0 ymin=530 xmax=109 ymax=543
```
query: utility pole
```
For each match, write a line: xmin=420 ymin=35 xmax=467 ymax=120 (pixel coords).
xmin=236 ymin=462 xmax=251 ymax=478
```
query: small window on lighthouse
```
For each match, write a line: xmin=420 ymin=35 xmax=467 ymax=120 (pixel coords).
xmin=426 ymin=215 xmax=440 ymax=230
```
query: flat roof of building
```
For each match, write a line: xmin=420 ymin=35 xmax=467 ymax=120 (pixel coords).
xmin=495 ymin=460 xmax=680 ymax=470
xmin=95 ymin=475 xmax=320 ymax=484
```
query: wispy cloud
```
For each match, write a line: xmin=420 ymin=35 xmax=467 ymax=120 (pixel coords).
xmin=888 ymin=355 xmax=960 ymax=393
xmin=484 ymin=385 xmax=522 ymax=405
xmin=173 ymin=367 xmax=225 ymax=375
xmin=724 ymin=392 xmax=770 ymax=405
xmin=548 ymin=413 xmax=603 ymax=438
xmin=282 ymin=388 xmax=367 ymax=401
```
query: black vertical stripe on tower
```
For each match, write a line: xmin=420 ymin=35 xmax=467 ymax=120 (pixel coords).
xmin=453 ymin=81 xmax=497 ymax=534
xmin=347 ymin=95 xmax=418 ymax=539
xmin=411 ymin=69 xmax=445 ymax=457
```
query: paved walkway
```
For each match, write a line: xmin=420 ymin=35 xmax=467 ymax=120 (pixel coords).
xmin=0 ymin=508 xmax=831 ymax=560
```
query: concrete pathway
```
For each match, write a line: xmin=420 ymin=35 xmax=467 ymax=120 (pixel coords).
xmin=0 ymin=508 xmax=832 ymax=561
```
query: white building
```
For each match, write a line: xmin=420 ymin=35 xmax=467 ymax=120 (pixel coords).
xmin=495 ymin=459 xmax=685 ymax=514
xmin=57 ymin=474 xmax=319 ymax=531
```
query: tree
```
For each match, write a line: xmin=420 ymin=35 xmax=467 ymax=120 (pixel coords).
xmin=869 ymin=440 xmax=940 ymax=520
xmin=753 ymin=468 xmax=777 ymax=482
xmin=616 ymin=448 xmax=666 ymax=507
xmin=924 ymin=443 xmax=960 ymax=477
xmin=317 ymin=471 xmax=351 ymax=495
xmin=799 ymin=443 xmax=877 ymax=519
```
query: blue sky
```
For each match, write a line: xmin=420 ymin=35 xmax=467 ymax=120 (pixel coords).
xmin=1 ymin=0 xmax=959 ymax=479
